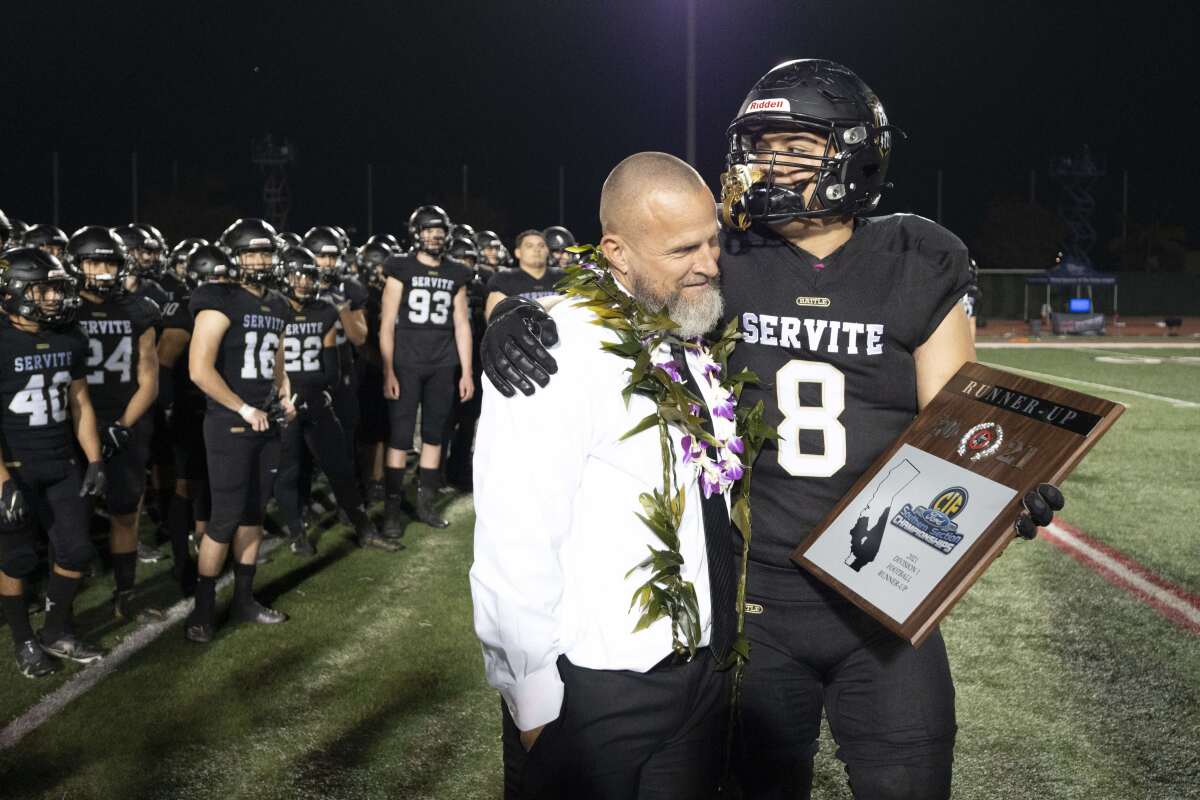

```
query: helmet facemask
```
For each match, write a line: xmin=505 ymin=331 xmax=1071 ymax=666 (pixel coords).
xmin=79 ymin=257 xmax=126 ymax=297
xmin=8 ymin=274 xmax=80 ymax=325
xmin=416 ymin=226 xmax=448 ymax=257
xmin=282 ymin=265 xmax=320 ymax=304
xmin=233 ymin=247 xmax=279 ymax=287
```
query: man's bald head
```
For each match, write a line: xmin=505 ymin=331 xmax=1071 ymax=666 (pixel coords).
xmin=599 ymin=152 xmax=710 ymax=239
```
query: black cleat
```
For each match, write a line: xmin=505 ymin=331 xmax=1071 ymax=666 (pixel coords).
xmin=15 ymin=640 xmax=59 ymax=678
xmin=416 ymin=487 xmax=450 ymax=529
xmin=137 ymin=541 xmax=165 ymax=563
xmin=285 ymin=524 xmax=316 ymax=557
xmin=231 ymin=600 xmax=288 ymax=625
xmin=358 ymin=525 xmax=405 ymax=552
xmin=383 ymin=496 xmax=409 ymax=540
xmin=366 ymin=481 xmax=385 ymax=505
xmin=37 ymin=631 xmax=105 ymax=664
xmin=112 ymin=590 xmax=167 ymax=624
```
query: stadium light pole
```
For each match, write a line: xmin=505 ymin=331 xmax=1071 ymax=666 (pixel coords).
xmin=131 ymin=151 xmax=139 ymax=222
xmin=367 ymin=163 xmax=375 ymax=236
xmin=685 ymin=0 xmax=697 ymax=166
xmin=51 ymin=152 xmax=60 ymax=227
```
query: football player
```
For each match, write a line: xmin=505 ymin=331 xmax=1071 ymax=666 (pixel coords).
xmin=303 ymin=226 xmax=368 ymax=469
xmin=379 ymin=205 xmax=474 ymax=534
xmin=542 ymin=225 xmax=578 ymax=268
xmin=445 ymin=235 xmax=487 ymax=491
xmin=481 ymin=59 xmax=1064 ymax=800
xmin=483 ymin=230 xmax=561 ymax=321
xmin=473 ymin=230 xmax=504 ymax=275
xmin=0 ymin=248 xmax=107 ymax=676
xmin=6 ymin=219 xmax=31 ymax=251
xmin=157 ymin=238 xmax=210 ymax=596
xmin=64 ymin=227 xmax=163 ymax=621
xmin=0 ymin=209 xmax=13 ymax=251
xmin=23 ymin=224 xmax=69 ymax=260
xmin=354 ymin=241 xmax=394 ymax=502
xmin=274 ymin=246 xmax=400 ymax=554
xmin=184 ymin=223 xmax=295 ymax=644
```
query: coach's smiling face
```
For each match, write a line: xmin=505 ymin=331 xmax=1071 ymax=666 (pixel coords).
xmin=602 ymin=183 xmax=723 ymax=339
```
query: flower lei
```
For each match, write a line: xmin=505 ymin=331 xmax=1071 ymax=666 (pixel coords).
xmin=558 ymin=246 xmax=775 ymax=669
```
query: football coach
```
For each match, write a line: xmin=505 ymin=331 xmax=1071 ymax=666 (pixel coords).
xmin=470 ymin=151 xmax=738 ymax=799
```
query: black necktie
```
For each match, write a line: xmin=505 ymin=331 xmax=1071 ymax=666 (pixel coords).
xmin=672 ymin=343 xmax=736 ymax=662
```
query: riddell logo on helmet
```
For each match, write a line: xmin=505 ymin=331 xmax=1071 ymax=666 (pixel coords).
xmin=747 ymin=98 xmax=791 ymax=113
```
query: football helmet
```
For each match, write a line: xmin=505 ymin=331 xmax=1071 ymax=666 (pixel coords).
xmin=447 ymin=235 xmax=478 ymax=267
xmin=23 ymin=224 xmax=69 ymax=258
xmin=721 ymin=59 xmax=901 ymax=228
xmin=302 ymin=226 xmax=347 ymax=285
xmin=219 ymin=218 xmax=280 ymax=286
xmin=278 ymin=246 xmax=322 ymax=304
xmin=186 ymin=243 xmax=239 ymax=285
xmin=65 ymin=226 xmax=130 ymax=295
xmin=542 ymin=226 xmax=577 ymax=266
xmin=0 ymin=247 xmax=80 ymax=324
xmin=407 ymin=205 xmax=451 ymax=256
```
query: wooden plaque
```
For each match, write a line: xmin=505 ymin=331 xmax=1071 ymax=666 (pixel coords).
xmin=790 ymin=362 xmax=1124 ymax=646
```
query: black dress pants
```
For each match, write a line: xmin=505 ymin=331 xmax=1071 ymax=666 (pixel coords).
xmin=505 ymin=649 xmax=729 ymax=800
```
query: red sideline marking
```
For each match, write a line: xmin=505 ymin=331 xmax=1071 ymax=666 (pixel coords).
xmin=1040 ymin=519 xmax=1200 ymax=634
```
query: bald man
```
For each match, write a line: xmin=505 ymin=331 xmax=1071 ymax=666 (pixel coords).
xmin=471 ymin=152 xmax=735 ymax=799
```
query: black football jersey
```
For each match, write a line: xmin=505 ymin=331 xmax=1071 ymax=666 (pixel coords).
xmin=156 ymin=276 xmax=206 ymax=415
xmin=328 ymin=276 xmax=368 ymax=375
xmin=188 ymin=283 xmax=289 ymax=415
xmin=383 ymin=254 xmax=473 ymax=367
xmin=722 ymin=214 xmax=972 ymax=599
xmin=74 ymin=293 xmax=161 ymax=422
xmin=364 ymin=283 xmax=384 ymax=359
xmin=0 ymin=318 xmax=89 ymax=458
xmin=282 ymin=298 xmax=339 ymax=396
xmin=132 ymin=278 xmax=169 ymax=333
xmin=486 ymin=266 xmax=564 ymax=302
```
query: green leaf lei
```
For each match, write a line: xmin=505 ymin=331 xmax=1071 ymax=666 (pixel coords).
xmin=558 ymin=246 xmax=776 ymax=674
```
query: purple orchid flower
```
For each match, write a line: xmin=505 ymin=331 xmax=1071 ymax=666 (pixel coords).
xmin=712 ymin=395 xmax=736 ymax=420
xmin=720 ymin=458 xmax=745 ymax=482
xmin=680 ymin=435 xmax=703 ymax=466
xmin=702 ymin=362 xmax=721 ymax=382
xmin=727 ymin=436 xmax=745 ymax=455
xmin=688 ymin=402 xmax=702 ymax=418
xmin=653 ymin=357 xmax=683 ymax=384
xmin=699 ymin=468 xmax=722 ymax=499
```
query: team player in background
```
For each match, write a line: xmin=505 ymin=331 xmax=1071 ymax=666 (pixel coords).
xmin=0 ymin=248 xmax=107 ymax=676
xmin=483 ymin=230 xmax=562 ymax=321
xmin=64 ymin=227 xmax=164 ymax=621
xmin=184 ymin=225 xmax=295 ymax=645
xmin=274 ymin=246 xmax=401 ymax=555
xmin=353 ymin=240 xmax=393 ymax=502
xmin=379 ymin=205 xmax=474 ymax=536
xmin=22 ymin=225 xmax=69 ymax=260
xmin=541 ymin=225 xmax=578 ymax=268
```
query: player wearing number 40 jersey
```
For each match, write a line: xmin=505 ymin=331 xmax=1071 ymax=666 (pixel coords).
xmin=274 ymin=247 xmax=400 ymax=556
xmin=380 ymin=205 xmax=475 ymax=536
xmin=184 ymin=223 xmax=296 ymax=645
xmin=65 ymin=227 xmax=164 ymax=623
xmin=0 ymin=248 xmax=107 ymax=678
xmin=482 ymin=59 xmax=1064 ymax=800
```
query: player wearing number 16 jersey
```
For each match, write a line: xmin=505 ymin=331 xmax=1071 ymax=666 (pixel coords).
xmin=380 ymin=205 xmax=475 ymax=535
xmin=185 ymin=224 xmax=296 ymax=645
xmin=65 ymin=227 xmax=163 ymax=623
xmin=0 ymin=248 xmax=107 ymax=677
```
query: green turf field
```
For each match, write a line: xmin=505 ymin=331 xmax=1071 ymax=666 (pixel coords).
xmin=0 ymin=346 xmax=1197 ymax=799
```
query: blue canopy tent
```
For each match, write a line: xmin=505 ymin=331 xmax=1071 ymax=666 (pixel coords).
xmin=1023 ymin=258 xmax=1118 ymax=321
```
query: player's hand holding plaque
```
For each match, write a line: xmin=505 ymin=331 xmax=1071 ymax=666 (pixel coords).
xmin=792 ymin=362 xmax=1124 ymax=646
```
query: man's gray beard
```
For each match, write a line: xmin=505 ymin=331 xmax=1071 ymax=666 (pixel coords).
xmin=629 ymin=271 xmax=725 ymax=339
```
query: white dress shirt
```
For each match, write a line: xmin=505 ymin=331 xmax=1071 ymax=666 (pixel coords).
xmin=470 ymin=297 xmax=733 ymax=732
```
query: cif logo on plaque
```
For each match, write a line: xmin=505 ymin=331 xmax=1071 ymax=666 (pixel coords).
xmin=892 ymin=487 xmax=970 ymax=555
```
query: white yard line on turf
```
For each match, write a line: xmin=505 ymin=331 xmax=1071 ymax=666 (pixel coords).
xmin=0 ymin=537 xmax=283 ymax=751
xmin=1042 ymin=522 xmax=1200 ymax=632
xmin=978 ymin=362 xmax=1200 ymax=408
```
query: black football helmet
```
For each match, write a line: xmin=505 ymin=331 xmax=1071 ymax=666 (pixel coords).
xmin=0 ymin=209 xmax=11 ymax=249
xmin=278 ymin=246 xmax=322 ymax=304
xmin=447 ymin=235 xmax=478 ymax=267
xmin=366 ymin=233 xmax=402 ymax=253
xmin=543 ymin=226 xmax=577 ymax=267
xmin=115 ymin=223 xmax=164 ymax=277
xmin=407 ymin=205 xmax=451 ymax=256
xmin=474 ymin=230 xmax=503 ymax=266
xmin=0 ymin=247 xmax=80 ymax=325
xmin=219 ymin=218 xmax=280 ymax=286
xmin=24 ymin=224 xmax=69 ymax=258
xmin=134 ymin=223 xmax=168 ymax=253
xmin=449 ymin=223 xmax=476 ymax=243
xmin=721 ymin=59 xmax=901 ymax=228
xmin=66 ymin=226 xmax=130 ymax=295
xmin=277 ymin=232 xmax=303 ymax=249
xmin=167 ymin=237 xmax=207 ymax=284
xmin=302 ymin=226 xmax=347 ymax=285
xmin=186 ymin=243 xmax=238 ymax=285
xmin=6 ymin=219 xmax=30 ymax=249
xmin=355 ymin=241 xmax=391 ymax=290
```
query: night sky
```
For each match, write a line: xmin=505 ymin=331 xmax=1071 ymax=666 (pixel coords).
xmin=2 ymin=0 xmax=1195 ymax=262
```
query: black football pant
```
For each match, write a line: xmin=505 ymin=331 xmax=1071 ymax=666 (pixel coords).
xmin=331 ymin=368 xmax=359 ymax=466
xmin=275 ymin=396 xmax=366 ymax=534
xmin=735 ymin=565 xmax=956 ymax=800
xmin=444 ymin=365 xmax=481 ymax=487
xmin=387 ymin=362 xmax=456 ymax=451
xmin=0 ymin=453 xmax=96 ymax=577
xmin=97 ymin=414 xmax=153 ymax=515
xmin=356 ymin=358 xmax=388 ymax=446
xmin=202 ymin=415 xmax=280 ymax=544
xmin=506 ymin=650 xmax=728 ymax=800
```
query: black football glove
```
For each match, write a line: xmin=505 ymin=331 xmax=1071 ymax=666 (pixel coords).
xmin=0 ymin=480 xmax=27 ymax=529
xmin=79 ymin=461 xmax=106 ymax=498
xmin=481 ymin=297 xmax=559 ymax=397
xmin=101 ymin=423 xmax=132 ymax=461
xmin=1014 ymin=483 xmax=1064 ymax=540
xmin=846 ymin=507 xmax=890 ymax=572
